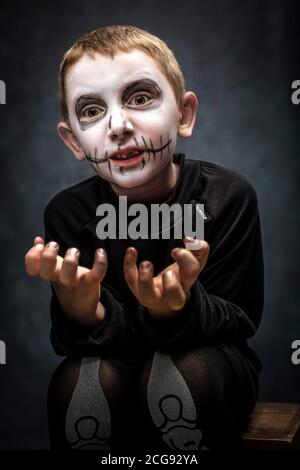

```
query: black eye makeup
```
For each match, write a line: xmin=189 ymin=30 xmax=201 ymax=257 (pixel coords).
xmin=122 ymin=79 xmax=161 ymax=105
xmin=75 ymin=95 xmax=106 ymax=127
xmin=75 ymin=79 xmax=161 ymax=129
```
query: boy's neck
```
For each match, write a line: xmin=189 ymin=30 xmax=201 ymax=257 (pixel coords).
xmin=109 ymin=160 xmax=180 ymax=204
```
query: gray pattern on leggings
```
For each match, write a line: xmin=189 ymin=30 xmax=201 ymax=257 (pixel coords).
xmin=65 ymin=357 xmax=111 ymax=450
xmin=147 ymin=351 xmax=204 ymax=450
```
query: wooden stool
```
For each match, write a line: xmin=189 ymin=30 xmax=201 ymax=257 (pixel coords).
xmin=242 ymin=402 xmax=300 ymax=449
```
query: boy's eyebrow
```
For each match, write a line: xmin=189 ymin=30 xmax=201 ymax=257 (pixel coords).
xmin=122 ymin=78 xmax=161 ymax=96
xmin=74 ymin=78 xmax=161 ymax=109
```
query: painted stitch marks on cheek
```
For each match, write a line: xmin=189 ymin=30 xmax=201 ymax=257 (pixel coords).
xmin=135 ymin=133 xmax=172 ymax=170
xmin=85 ymin=148 xmax=110 ymax=170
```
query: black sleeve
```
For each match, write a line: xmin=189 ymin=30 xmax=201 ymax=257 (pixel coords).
xmin=134 ymin=179 xmax=264 ymax=351
xmin=43 ymin=198 xmax=133 ymax=357
xmin=49 ymin=284 xmax=135 ymax=357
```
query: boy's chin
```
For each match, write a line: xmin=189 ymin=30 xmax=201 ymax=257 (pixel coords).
xmin=100 ymin=164 xmax=166 ymax=189
xmin=108 ymin=174 xmax=153 ymax=190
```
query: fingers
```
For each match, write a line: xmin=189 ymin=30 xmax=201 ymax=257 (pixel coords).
xmin=183 ymin=237 xmax=210 ymax=266
xmin=124 ymin=247 xmax=157 ymax=301
xmin=25 ymin=237 xmax=45 ymax=276
xmin=25 ymin=237 xmax=64 ymax=281
xmin=171 ymin=238 xmax=210 ymax=291
xmin=186 ymin=239 xmax=210 ymax=274
xmin=33 ymin=236 xmax=45 ymax=246
xmin=123 ymin=247 xmax=188 ymax=312
xmin=39 ymin=241 xmax=61 ymax=281
xmin=27 ymin=236 xmax=108 ymax=287
xmin=162 ymin=270 xmax=186 ymax=310
xmin=123 ymin=247 xmax=139 ymax=295
xmin=138 ymin=260 xmax=157 ymax=302
xmin=59 ymin=247 xmax=80 ymax=285
xmin=59 ymin=248 xmax=107 ymax=286
xmin=88 ymin=248 xmax=108 ymax=283
xmin=197 ymin=240 xmax=210 ymax=268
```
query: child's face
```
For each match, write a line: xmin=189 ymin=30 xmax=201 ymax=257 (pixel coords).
xmin=60 ymin=50 xmax=194 ymax=189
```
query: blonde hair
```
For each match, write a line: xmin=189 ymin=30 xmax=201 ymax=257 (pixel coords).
xmin=58 ymin=25 xmax=185 ymax=122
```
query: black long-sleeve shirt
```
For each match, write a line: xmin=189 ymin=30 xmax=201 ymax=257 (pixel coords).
xmin=44 ymin=153 xmax=264 ymax=375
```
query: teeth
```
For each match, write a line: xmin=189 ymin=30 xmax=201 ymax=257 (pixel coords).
xmin=113 ymin=150 xmax=142 ymax=160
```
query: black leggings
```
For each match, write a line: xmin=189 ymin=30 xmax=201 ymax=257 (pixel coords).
xmin=47 ymin=346 xmax=258 ymax=451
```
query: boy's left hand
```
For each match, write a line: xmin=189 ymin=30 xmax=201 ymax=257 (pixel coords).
xmin=123 ymin=238 xmax=210 ymax=320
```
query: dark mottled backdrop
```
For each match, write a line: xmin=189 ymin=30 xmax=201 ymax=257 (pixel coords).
xmin=0 ymin=0 xmax=299 ymax=449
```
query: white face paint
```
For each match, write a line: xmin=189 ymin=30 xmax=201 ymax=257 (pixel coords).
xmin=65 ymin=50 xmax=181 ymax=189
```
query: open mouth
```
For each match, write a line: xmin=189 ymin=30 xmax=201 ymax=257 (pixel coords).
xmin=110 ymin=150 xmax=145 ymax=166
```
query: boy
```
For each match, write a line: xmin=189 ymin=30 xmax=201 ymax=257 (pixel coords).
xmin=25 ymin=25 xmax=264 ymax=451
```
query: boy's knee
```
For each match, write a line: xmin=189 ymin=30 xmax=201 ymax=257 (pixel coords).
xmin=137 ymin=348 xmax=226 ymax=408
xmin=48 ymin=355 xmax=134 ymax=401
xmin=136 ymin=347 xmax=232 ymax=442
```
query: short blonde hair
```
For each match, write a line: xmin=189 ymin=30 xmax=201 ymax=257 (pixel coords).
xmin=58 ymin=25 xmax=186 ymax=122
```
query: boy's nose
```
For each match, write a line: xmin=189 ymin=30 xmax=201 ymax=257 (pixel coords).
xmin=107 ymin=111 xmax=134 ymax=142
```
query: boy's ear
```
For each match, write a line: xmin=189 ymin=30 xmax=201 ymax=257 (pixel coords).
xmin=178 ymin=91 xmax=198 ymax=138
xmin=57 ymin=122 xmax=86 ymax=161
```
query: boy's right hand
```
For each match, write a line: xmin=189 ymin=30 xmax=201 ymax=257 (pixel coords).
xmin=25 ymin=236 xmax=108 ymax=327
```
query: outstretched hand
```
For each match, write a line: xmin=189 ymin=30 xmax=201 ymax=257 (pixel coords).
xmin=25 ymin=236 xmax=108 ymax=326
xmin=123 ymin=237 xmax=210 ymax=320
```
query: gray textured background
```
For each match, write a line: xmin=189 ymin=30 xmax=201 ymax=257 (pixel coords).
xmin=0 ymin=0 xmax=299 ymax=449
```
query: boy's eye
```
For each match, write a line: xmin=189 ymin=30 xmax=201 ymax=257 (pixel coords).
xmin=79 ymin=105 xmax=105 ymax=122
xmin=127 ymin=93 xmax=152 ymax=107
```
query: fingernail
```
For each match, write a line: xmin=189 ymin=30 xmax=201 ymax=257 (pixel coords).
xmin=97 ymin=248 xmax=105 ymax=256
xmin=141 ymin=261 xmax=150 ymax=269
xmin=68 ymin=247 xmax=79 ymax=256
xmin=46 ymin=241 xmax=58 ymax=249
xmin=184 ymin=239 xmax=203 ymax=250
xmin=166 ymin=270 xmax=174 ymax=278
xmin=184 ymin=236 xmax=194 ymax=242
